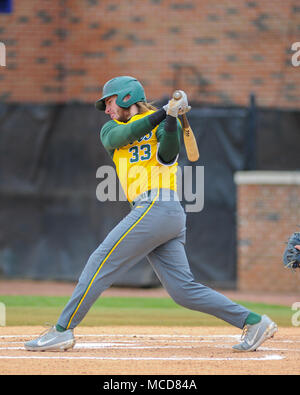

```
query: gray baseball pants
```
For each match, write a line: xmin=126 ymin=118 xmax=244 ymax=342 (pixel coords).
xmin=57 ymin=189 xmax=250 ymax=330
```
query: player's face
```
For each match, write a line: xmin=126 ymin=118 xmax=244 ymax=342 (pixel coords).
xmin=105 ymin=95 xmax=130 ymax=122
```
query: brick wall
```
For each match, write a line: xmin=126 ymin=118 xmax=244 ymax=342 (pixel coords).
xmin=235 ymin=171 xmax=300 ymax=293
xmin=0 ymin=0 xmax=299 ymax=108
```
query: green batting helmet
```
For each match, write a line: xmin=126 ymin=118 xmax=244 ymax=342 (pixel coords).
xmin=95 ymin=76 xmax=146 ymax=111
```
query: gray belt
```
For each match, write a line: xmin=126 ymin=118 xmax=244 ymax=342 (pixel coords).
xmin=131 ymin=188 xmax=178 ymax=207
xmin=131 ymin=190 xmax=155 ymax=207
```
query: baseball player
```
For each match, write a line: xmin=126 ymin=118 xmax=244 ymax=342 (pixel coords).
xmin=25 ymin=76 xmax=277 ymax=352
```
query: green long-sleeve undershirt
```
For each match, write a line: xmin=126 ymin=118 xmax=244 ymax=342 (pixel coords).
xmin=100 ymin=111 xmax=181 ymax=164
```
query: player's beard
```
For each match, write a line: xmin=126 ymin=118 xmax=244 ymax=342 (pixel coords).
xmin=114 ymin=107 xmax=132 ymax=123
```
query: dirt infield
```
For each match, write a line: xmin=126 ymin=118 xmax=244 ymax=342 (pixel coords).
xmin=0 ymin=326 xmax=299 ymax=375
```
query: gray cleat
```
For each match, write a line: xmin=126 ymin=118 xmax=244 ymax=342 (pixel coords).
xmin=232 ymin=315 xmax=278 ymax=352
xmin=24 ymin=326 xmax=75 ymax=352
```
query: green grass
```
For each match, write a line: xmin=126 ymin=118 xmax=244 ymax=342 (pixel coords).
xmin=0 ymin=295 xmax=294 ymax=327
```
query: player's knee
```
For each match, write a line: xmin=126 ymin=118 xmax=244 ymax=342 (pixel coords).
xmin=168 ymin=287 xmax=199 ymax=310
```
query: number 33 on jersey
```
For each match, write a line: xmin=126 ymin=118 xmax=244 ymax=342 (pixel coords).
xmin=113 ymin=112 xmax=178 ymax=203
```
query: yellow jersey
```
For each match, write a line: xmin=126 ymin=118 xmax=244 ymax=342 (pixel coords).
xmin=106 ymin=111 xmax=179 ymax=202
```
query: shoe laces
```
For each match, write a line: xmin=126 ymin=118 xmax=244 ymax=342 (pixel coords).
xmin=36 ymin=323 xmax=55 ymax=339
xmin=241 ymin=325 xmax=249 ymax=341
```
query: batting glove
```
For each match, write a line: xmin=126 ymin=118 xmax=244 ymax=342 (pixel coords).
xmin=163 ymin=90 xmax=190 ymax=117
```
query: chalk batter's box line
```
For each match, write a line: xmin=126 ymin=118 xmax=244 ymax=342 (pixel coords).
xmin=0 ymin=333 xmax=242 ymax=339
xmin=0 ymin=343 xmax=299 ymax=353
xmin=0 ymin=355 xmax=285 ymax=361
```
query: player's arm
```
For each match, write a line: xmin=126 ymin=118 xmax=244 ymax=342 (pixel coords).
xmin=100 ymin=109 xmax=167 ymax=151
xmin=156 ymin=116 xmax=182 ymax=164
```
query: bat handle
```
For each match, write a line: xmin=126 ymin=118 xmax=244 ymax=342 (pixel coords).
xmin=181 ymin=112 xmax=189 ymax=128
xmin=173 ymin=90 xmax=182 ymax=100
xmin=173 ymin=90 xmax=189 ymax=125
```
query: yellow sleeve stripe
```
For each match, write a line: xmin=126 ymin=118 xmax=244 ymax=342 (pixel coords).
xmin=66 ymin=191 xmax=159 ymax=329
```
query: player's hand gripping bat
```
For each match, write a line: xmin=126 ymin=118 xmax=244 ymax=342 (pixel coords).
xmin=173 ymin=90 xmax=199 ymax=162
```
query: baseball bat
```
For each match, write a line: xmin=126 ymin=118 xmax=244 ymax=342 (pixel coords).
xmin=173 ymin=90 xmax=199 ymax=162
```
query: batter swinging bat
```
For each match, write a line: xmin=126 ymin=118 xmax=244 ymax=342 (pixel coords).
xmin=173 ymin=90 xmax=199 ymax=162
